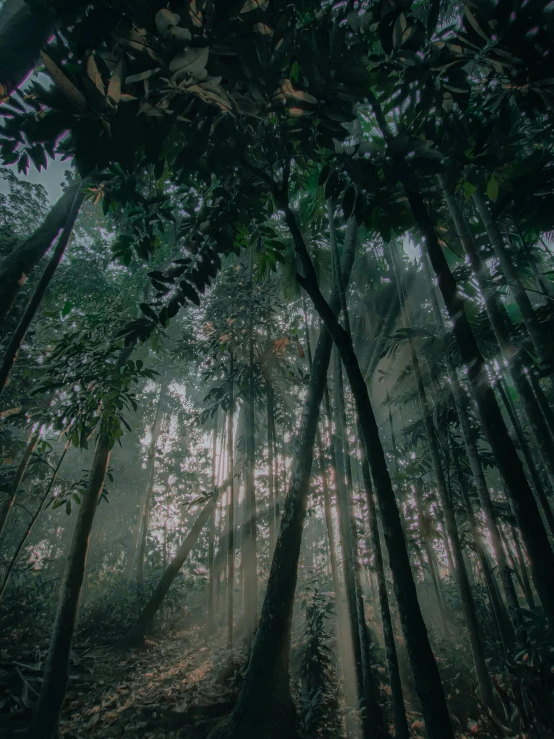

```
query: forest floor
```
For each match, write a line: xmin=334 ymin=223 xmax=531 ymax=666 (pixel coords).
xmin=0 ymin=623 xmax=246 ymax=739
xmin=0 ymin=612 xmax=521 ymax=739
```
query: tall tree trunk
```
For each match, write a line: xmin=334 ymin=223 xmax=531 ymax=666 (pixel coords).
xmin=0 ymin=185 xmax=85 ymax=394
xmin=0 ymin=180 xmax=84 ymax=328
xmin=0 ymin=426 xmax=41 ymax=540
xmin=529 ymin=370 xmax=554 ymax=442
xmin=285 ymin=205 xmax=454 ymax=739
xmin=29 ymin=434 xmax=111 ymax=739
xmin=359 ymin=424 xmax=410 ymax=739
xmin=208 ymin=220 xmax=358 ymax=739
xmin=214 ymin=424 xmax=227 ymax=621
xmin=421 ymin=252 xmax=521 ymax=640
xmin=227 ymin=365 xmax=235 ymax=648
xmin=317 ymin=428 xmax=341 ymax=600
xmin=0 ymin=442 xmax=68 ymax=601
xmin=332 ymin=349 xmax=387 ymax=737
xmin=208 ymin=414 xmax=218 ymax=633
xmin=266 ymin=379 xmax=277 ymax=557
xmin=243 ymin=245 xmax=258 ymax=638
xmin=135 ymin=383 xmax=167 ymax=586
xmin=392 ymin=246 xmax=494 ymax=708
xmin=473 ymin=191 xmax=553 ymax=372
xmin=367 ymin=89 xmax=554 ymax=627
xmin=451 ymin=445 xmax=514 ymax=653
xmin=328 ymin=203 xmax=389 ymax=737
xmin=509 ymin=525 xmax=536 ymax=611
xmin=413 ymin=479 xmax=450 ymax=637
xmin=129 ymin=474 xmax=232 ymax=643
xmin=496 ymin=379 xmax=554 ymax=540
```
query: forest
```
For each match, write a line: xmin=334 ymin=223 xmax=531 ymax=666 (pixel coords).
xmin=0 ymin=0 xmax=554 ymax=737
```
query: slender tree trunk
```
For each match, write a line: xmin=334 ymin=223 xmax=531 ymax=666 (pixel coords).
xmin=29 ymin=435 xmax=111 ymax=739
xmin=318 ymin=429 xmax=341 ymax=598
xmin=129 ymin=474 xmax=232 ymax=643
xmin=496 ymin=379 xmax=554 ymax=540
xmin=363 ymin=289 xmax=403 ymax=384
xmin=367 ymin=90 xmax=554 ymax=626
xmin=359 ymin=424 xmax=410 ymax=739
xmin=136 ymin=383 xmax=167 ymax=586
xmin=328 ymin=203 xmax=388 ymax=737
xmin=473 ymin=191 xmax=553 ymax=371
xmin=413 ymin=479 xmax=450 ymax=637
xmin=392 ymin=246 xmax=494 ymax=708
xmin=0 ymin=180 xmax=84 ymax=328
xmin=421 ymin=252 xmax=521 ymax=639
xmin=452 ymin=448 xmax=514 ymax=653
xmin=332 ymin=348 xmax=386 ymax=737
xmin=0 ymin=185 xmax=85 ymax=394
xmin=0 ymin=426 xmax=40 ymax=540
xmin=529 ymin=370 xmax=554 ymax=442
xmin=214 ymin=424 xmax=227 ymax=620
xmin=242 ymin=244 xmax=258 ymax=638
xmin=208 ymin=414 xmax=218 ymax=633
xmin=227 ymin=366 xmax=235 ymax=647
xmin=267 ymin=380 xmax=276 ymax=556
xmin=285 ymin=205 xmax=455 ymax=739
xmin=0 ymin=442 xmax=68 ymax=601
xmin=510 ymin=526 xmax=536 ymax=611
xmin=498 ymin=525 xmax=533 ymax=610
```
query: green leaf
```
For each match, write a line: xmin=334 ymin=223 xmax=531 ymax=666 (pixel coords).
xmin=290 ymin=61 xmax=299 ymax=82
xmin=463 ymin=180 xmax=476 ymax=200
xmin=62 ymin=300 xmax=73 ymax=316
xmin=325 ymin=171 xmax=340 ymax=200
xmin=140 ymin=303 xmax=158 ymax=320
xmin=487 ymin=175 xmax=499 ymax=202
xmin=159 ymin=306 xmax=170 ymax=328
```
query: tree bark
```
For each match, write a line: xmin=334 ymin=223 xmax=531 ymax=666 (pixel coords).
xmin=267 ymin=379 xmax=277 ymax=556
xmin=29 ymin=435 xmax=111 ymax=739
xmin=0 ymin=180 xmax=83 ymax=328
xmin=208 ymin=415 xmax=218 ymax=633
xmin=227 ymin=369 xmax=235 ymax=648
xmin=286 ymin=206 xmax=454 ymax=739
xmin=0 ymin=184 xmax=85 ymax=395
xmin=359 ymin=424 xmax=410 ymax=739
xmin=243 ymin=243 xmax=258 ymax=637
